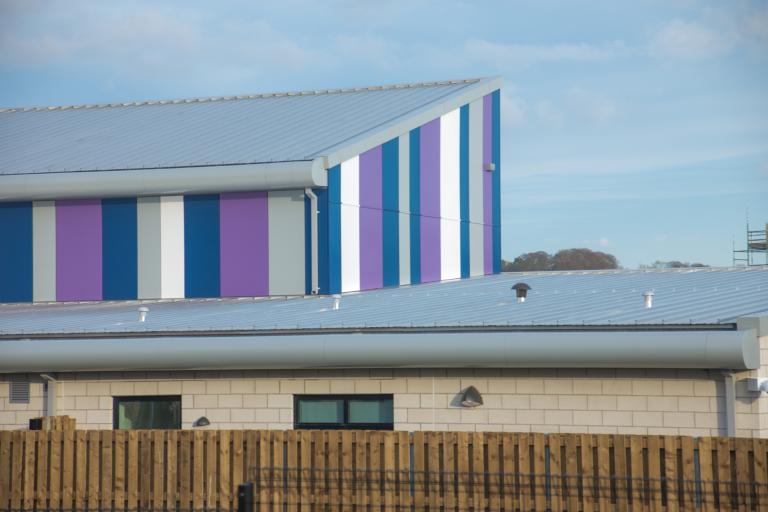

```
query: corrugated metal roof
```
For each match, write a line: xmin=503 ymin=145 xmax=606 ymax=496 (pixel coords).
xmin=1 ymin=267 xmax=766 ymax=336
xmin=0 ymin=78 xmax=482 ymax=175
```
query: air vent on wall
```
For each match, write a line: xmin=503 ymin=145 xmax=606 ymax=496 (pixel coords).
xmin=9 ymin=377 xmax=30 ymax=404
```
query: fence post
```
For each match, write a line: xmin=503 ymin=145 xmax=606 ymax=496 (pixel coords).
xmin=238 ymin=482 xmax=254 ymax=512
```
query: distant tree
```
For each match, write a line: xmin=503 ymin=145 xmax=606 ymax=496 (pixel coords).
xmin=503 ymin=248 xmax=619 ymax=271
xmin=551 ymin=248 xmax=619 ymax=270
xmin=640 ymin=260 xmax=709 ymax=269
xmin=504 ymin=251 xmax=551 ymax=271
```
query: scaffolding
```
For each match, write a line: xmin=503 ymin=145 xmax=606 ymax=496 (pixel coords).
xmin=733 ymin=222 xmax=768 ymax=266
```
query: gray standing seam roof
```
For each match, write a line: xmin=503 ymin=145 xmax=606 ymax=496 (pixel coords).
xmin=0 ymin=78 xmax=484 ymax=175
xmin=1 ymin=267 xmax=766 ymax=337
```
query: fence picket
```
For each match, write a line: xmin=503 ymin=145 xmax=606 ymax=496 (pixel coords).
xmin=113 ymin=431 xmax=126 ymax=512
xmin=680 ymin=435 xmax=695 ymax=511
xmin=629 ymin=435 xmax=644 ymax=511
xmin=663 ymin=436 xmax=679 ymax=512
xmin=518 ymin=433 xmax=531 ymax=512
xmin=581 ymin=434 xmax=595 ymax=512
xmin=697 ymin=437 xmax=715 ymax=512
xmin=0 ymin=432 xmax=13 ymax=511
xmin=565 ymin=433 xmax=579 ymax=512
xmin=753 ymin=438 xmax=768 ymax=512
xmin=101 ymin=430 xmax=113 ymax=512
xmin=595 ymin=434 xmax=611 ymax=512
xmin=49 ymin=430 xmax=62 ymax=511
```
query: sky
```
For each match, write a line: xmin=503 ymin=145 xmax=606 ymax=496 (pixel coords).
xmin=1 ymin=0 xmax=766 ymax=268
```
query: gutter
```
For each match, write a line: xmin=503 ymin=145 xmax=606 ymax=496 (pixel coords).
xmin=0 ymin=158 xmax=328 ymax=201
xmin=0 ymin=329 xmax=758 ymax=373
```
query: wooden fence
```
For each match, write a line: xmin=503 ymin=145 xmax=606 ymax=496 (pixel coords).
xmin=1 ymin=429 xmax=767 ymax=511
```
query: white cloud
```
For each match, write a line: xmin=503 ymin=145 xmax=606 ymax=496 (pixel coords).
xmin=650 ymin=19 xmax=734 ymax=60
xmin=462 ymin=38 xmax=626 ymax=69
xmin=501 ymin=88 xmax=526 ymax=128
xmin=598 ymin=237 xmax=611 ymax=248
xmin=565 ymin=87 xmax=618 ymax=124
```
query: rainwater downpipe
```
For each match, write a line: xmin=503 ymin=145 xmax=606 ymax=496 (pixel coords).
xmin=304 ymin=188 xmax=319 ymax=294
xmin=40 ymin=373 xmax=57 ymax=417
xmin=723 ymin=371 xmax=736 ymax=437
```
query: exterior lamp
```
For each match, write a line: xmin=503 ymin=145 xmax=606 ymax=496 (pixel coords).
xmin=194 ymin=416 xmax=210 ymax=427
xmin=460 ymin=386 xmax=484 ymax=407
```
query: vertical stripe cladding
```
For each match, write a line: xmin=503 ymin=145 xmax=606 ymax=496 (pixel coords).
xmin=0 ymin=90 xmax=499 ymax=303
xmin=0 ymin=202 xmax=33 ymax=302
xmin=329 ymin=91 xmax=499 ymax=294
xmin=56 ymin=199 xmax=102 ymax=301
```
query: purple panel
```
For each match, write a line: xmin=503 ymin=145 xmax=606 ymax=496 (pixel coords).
xmin=483 ymin=94 xmax=493 ymax=275
xmin=220 ymin=192 xmax=269 ymax=297
xmin=56 ymin=199 xmax=102 ymax=301
xmin=419 ymin=118 xmax=441 ymax=283
xmin=359 ymin=146 xmax=383 ymax=290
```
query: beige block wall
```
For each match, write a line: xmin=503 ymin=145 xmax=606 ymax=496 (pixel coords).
xmin=0 ymin=362 xmax=764 ymax=437
xmin=1 ymin=336 xmax=765 ymax=435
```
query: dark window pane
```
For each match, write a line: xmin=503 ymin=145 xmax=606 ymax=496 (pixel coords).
xmin=116 ymin=397 xmax=181 ymax=429
xmin=348 ymin=398 xmax=393 ymax=424
xmin=298 ymin=399 xmax=344 ymax=424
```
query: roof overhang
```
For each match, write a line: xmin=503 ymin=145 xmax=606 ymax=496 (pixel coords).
xmin=322 ymin=76 xmax=503 ymax=168
xmin=0 ymin=328 xmax=758 ymax=373
xmin=0 ymin=158 xmax=328 ymax=201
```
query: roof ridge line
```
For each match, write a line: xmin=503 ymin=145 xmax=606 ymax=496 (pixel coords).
xmin=0 ymin=77 xmax=486 ymax=113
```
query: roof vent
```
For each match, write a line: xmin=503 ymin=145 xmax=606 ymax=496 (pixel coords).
xmin=332 ymin=294 xmax=341 ymax=311
xmin=642 ymin=291 xmax=654 ymax=309
xmin=138 ymin=306 xmax=149 ymax=322
xmin=511 ymin=283 xmax=531 ymax=303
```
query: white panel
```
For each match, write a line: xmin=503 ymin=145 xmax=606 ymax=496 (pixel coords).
xmin=468 ymin=99 xmax=484 ymax=224
xmin=470 ymin=222 xmax=484 ymax=276
xmin=268 ymin=190 xmax=306 ymax=295
xmin=160 ymin=196 xmax=185 ymax=299
xmin=440 ymin=109 xmax=461 ymax=221
xmin=137 ymin=197 xmax=162 ymax=299
xmin=32 ymin=201 xmax=56 ymax=302
xmin=398 ymin=134 xmax=411 ymax=285
xmin=340 ymin=156 xmax=360 ymax=207
xmin=340 ymin=157 xmax=360 ymax=292
xmin=440 ymin=109 xmax=461 ymax=280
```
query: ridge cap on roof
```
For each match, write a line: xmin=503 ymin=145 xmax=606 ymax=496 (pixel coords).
xmin=0 ymin=77 xmax=491 ymax=113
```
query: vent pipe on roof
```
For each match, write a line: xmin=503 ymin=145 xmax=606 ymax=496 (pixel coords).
xmin=642 ymin=291 xmax=654 ymax=309
xmin=138 ymin=307 xmax=149 ymax=322
xmin=332 ymin=295 xmax=341 ymax=311
xmin=511 ymin=283 xmax=531 ymax=303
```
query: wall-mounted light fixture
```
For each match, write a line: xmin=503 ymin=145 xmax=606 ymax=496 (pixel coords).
xmin=460 ymin=386 xmax=483 ymax=407
xmin=194 ymin=416 xmax=210 ymax=427
xmin=484 ymin=162 xmax=496 ymax=172
xmin=747 ymin=378 xmax=768 ymax=393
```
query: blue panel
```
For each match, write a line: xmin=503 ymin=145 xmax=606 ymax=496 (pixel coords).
xmin=327 ymin=165 xmax=342 ymax=294
xmin=184 ymin=194 xmax=220 ymax=298
xmin=408 ymin=128 xmax=421 ymax=284
xmin=0 ymin=202 xmax=32 ymax=302
xmin=459 ymin=104 xmax=470 ymax=279
xmin=102 ymin=198 xmax=137 ymax=300
xmin=382 ymin=138 xmax=400 ymax=287
xmin=492 ymin=89 xmax=501 ymax=273
xmin=304 ymin=194 xmax=311 ymax=295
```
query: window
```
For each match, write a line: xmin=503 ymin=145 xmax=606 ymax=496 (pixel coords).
xmin=294 ymin=394 xmax=393 ymax=430
xmin=113 ymin=395 xmax=181 ymax=429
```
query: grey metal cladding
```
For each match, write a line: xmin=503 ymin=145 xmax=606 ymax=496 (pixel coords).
xmin=0 ymin=79 xmax=488 ymax=175
xmin=1 ymin=267 xmax=766 ymax=336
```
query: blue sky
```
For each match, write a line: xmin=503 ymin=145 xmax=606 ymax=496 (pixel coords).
xmin=1 ymin=0 xmax=766 ymax=267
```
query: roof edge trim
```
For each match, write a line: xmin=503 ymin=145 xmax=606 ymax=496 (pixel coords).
xmin=0 ymin=158 xmax=328 ymax=200
xmin=321 ymin=76 xmax=503 ymax=168
xmin=0 ymin=329 xmax=757 ymax=372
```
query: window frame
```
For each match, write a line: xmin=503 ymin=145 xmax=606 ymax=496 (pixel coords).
xmin=293 ymin=394 xmax=394 ymax=430
xmin=112 ymin=395 xmax=182 ymax=430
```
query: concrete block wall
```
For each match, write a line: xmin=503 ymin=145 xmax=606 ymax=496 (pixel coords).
xmin=1 ymin=358 xmax=766 ymax=437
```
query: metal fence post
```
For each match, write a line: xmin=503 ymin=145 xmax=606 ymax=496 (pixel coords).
xmin=237 ymin=482 xmax=254 ymax=512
